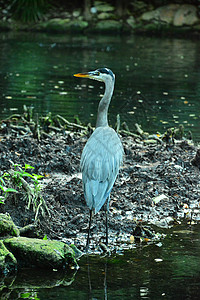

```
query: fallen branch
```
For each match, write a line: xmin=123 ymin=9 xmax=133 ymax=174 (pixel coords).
xmin=10 ymin=124 xmax=31 ymax=132
xmin=135 ymin=123 xmax=149 ymax=139
xmin=56 ymin=115 xmax=86 ymax=130
xmin=119 ymin=129 xmax=141 ymax=139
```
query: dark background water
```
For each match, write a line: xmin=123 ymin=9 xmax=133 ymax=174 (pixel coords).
xmin=0 ymin=32 xmax=200 ymax=140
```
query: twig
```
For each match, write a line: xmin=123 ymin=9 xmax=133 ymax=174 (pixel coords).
xmin=135 ymin=123 xmax=149 ymax=139
xmin=10 ymin=124 xmax=31 ymax=132
xmin=56 ymin=115 xmax=86 ymax=130
xmin=119 ymin=129 xmax=142 ymax=139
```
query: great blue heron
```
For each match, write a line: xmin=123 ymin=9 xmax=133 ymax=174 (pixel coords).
xmin=74 ymin=68 xmax=124 ymax=249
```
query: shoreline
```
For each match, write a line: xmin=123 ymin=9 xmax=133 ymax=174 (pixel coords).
xmin=0 ymin=3 xmax=200 ymax=38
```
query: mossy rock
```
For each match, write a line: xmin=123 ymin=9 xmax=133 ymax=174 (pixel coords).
xmin=4 ymin=237 xmax=78 ymax=270
xmin=0 ymin=240 xmax=17 ymax=275
xmin=37 ymin=18 xmax=70 ymax=32
xmin=94 ymin=1 xmax=115 ymax=12
xmin=97 ymin=12 xmax=116 ymax=20
xmin=37 ymin=18 xmax=88 ymax=33
xmin=0 ymin=213 xmax=20 ymax=237
xmin=66 ymin=20 xmax=88 ymax=32
xmin=93 ymin=20 xmax=122 ymax=32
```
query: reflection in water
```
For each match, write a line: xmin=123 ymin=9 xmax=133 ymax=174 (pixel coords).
xmin=0 ymin=268 xmax=77 ymax=299
xmin=87 ymin=255 xmax=108 ymax=300
xmin=0 ymin=32 xmax=200 ymax=140
xmin=1 ymin=224 xmax=199 ymax=299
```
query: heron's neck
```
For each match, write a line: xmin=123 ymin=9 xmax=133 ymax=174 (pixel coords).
xmin=96 ymin=79 xmax=115 ymax=128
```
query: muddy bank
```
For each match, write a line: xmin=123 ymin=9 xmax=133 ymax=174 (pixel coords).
xmin=0 ymin=1 xmax=200 ymax=37
xmin=0 ymin=112 xmax=200 ymax=253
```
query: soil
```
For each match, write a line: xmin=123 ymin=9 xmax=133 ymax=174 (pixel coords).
xmin=0 ymin=118 xmax=200 ymax=254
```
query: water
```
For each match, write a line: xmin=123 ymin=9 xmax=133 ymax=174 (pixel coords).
xmin=1 ymin=224 xmax=200 ymax=299
xmin=1 ymin=32 xmax=200 ymax=298
xmin=0 ymin=32 xmax=200 ymax=140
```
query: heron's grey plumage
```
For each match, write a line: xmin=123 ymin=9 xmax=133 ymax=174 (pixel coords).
xmin=74 ymin=67 xmax=123 ymax=247
xmin=81 ymin=126 xmax=123 ymax=214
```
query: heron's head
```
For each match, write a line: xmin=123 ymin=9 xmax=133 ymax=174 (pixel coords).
xmin=74 ymin=68 xmax=115 ymax=83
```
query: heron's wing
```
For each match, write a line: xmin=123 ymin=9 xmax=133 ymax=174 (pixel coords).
xmin=80 ymin=127 xmax=123 ymax=214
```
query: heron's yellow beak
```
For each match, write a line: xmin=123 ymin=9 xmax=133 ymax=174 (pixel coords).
xmin=74 ymin=72 xmax=91 ymax=78
xmin=74 ymin=70 xmax=102 ymax=82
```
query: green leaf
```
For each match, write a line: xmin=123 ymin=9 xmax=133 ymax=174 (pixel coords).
xmin=12 ymin=163 xmax=21 ymax=170
xmin=20 ymin=292 xmax=31 ymax=298
xmin=0 ymin=196 xmax=5 ymax=204
xmin=24 ymin=164 xmax=35 ymax=170
xmin=3 ymin=172 xmax=10 ymax=178
xmin=0 ymin=185 xmax=6 ymax=192
xmin=43 ymin=234 xmax=48 ymax=240
xmin=0 ymin=177 xmax=6 ymax=185
xmin=13 ymin=171 xmax=23 ymax=177
xmin=22 ymin=172 xmax=35 ymax=179
xmin=5 ymin=188 xmax=18 ymax=193
xmin=33 ymin=174 xmax=43 ymax=180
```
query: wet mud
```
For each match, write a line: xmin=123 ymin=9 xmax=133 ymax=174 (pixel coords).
xmin=0 ymin=120 xmax=200 ymax=253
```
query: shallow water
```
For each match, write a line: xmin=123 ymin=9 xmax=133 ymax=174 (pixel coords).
xmin=1 ymin=224 xmax=200 ymax=299
xmin=0 ymin=32 xmax=200 ymax=140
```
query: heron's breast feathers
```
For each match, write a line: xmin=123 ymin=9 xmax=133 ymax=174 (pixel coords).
xmin=80 ymin=127 xmax=123 ymax=182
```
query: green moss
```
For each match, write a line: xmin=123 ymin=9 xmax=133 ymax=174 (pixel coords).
xmin=0 ymin=240 xmax=17 ymax=275
xmin=37 ymin=18 xmax=88 ymax=33
xmin=4 ymin=237 xmax=78 ymax=270
xmin=93 ymin=20 xmax=123 ymax=33
xmin=0 ymin=213 xmax=20 ymax=237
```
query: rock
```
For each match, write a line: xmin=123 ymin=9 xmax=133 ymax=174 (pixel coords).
xmin=140 ymin=9 xmax=158 ymax=22
xmin=66 ymin=20 xmax=88 ymax=32
xmin=94 ymin=20 xmax=122 ymax=32
xmin=141 ymin=4 xmax=199 ymax=27
xmin=72 ymin=10 xmax=81 ymax=18
xmin=126 ymin=16 xmax=136 ymax=29
xmin=37 ymin=18 xmax=88 ymax=33
xmin=0 ymin=213 xmax=20 ymax=237
xmin=94 ymin=1 xmax=115 ymax=13
xmin=38 ymin=18 xmax=70 ymax=31
xmin=4 ymin=237 xmax=78 ymax=270
xmin=59 ymin=11 xmax=71 ymax=18
xmin=0 ymin=240 xmax=17 ymax=275
xmin=173 ymin=5 xmax=199 ymax=27
xmin=141 ymin=4 xmax=180 ymax=24
xmin=97 ymin=12 xmax=115 ymax=20
xmin=159 ymin=4 xmax=180 ymax=24
xmin=131 ymin=1 xmax=153 ymax=15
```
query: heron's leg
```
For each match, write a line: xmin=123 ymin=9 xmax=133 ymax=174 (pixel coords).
xmin=86 ymin=209 xmax=93 ymax=250
xmin=105 ymin=195 xmax=110 ymax=245
xmin=105 ymin=209 xmax=108 ymax=245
